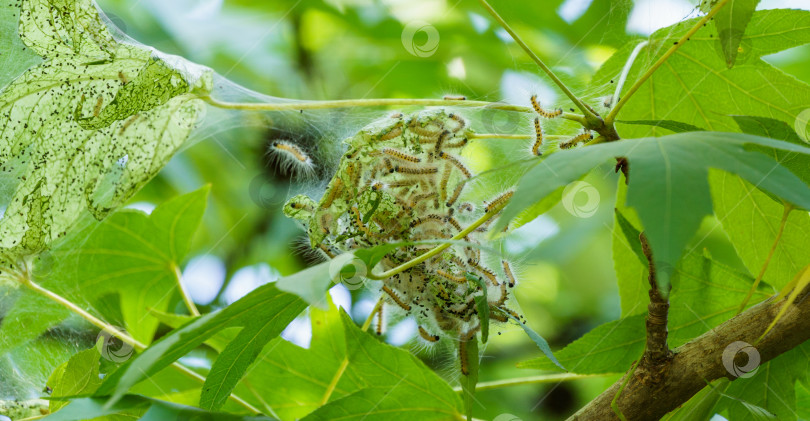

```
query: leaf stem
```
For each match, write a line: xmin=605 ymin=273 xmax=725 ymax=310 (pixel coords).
xmin=737 ymin=203 xmax=793 ymax=314
xmin=452 ymin=373 xmax=606 ymax=392
xmin=172 ymin=263 xmax=200 ymax=316
xmin=17 ymin=273 xmax=260 ymax=414
xmin=469 ymin=133 xmax=569 ymax=141
xmin=366 ymin=200 xmax=509 ymax=280
xmin=203 ymin=96 xmax=531 ymax=113
xmin=611 ymin=40 xmax=649 ymax=111
xmin=477 ymin=0 xmax=596 ymax=120
xmin=361 ymin=298 xmax=384 ymax=332
xmin=605 ymin=0 xmax=730 ymax=124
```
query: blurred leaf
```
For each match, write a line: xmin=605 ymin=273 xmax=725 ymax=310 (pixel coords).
xmin=709 ymin=172 xmax=810 ymax=290
xmin=0 ymin=0 xmax=212 ymax=259
xmin=0 ymin=289 xmax=70 ymax=354
xmin=95 ymin=283 xmax=306 ymax=406
xmin=714 ymin=0 xmax=761 ymax=68
xmin=661 ymin=379 xmax=728 ymax=421
xmin=498 ymin=133 xmax=810 ymax=289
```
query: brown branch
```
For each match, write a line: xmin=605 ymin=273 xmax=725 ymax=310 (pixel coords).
xmin=569 ymin=285 xmax=810 ymax=420
xmin=640 ymin=233 xmax=671 ymax=364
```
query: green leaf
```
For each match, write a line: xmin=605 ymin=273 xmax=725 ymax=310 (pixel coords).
xmin=46 ymin=345 xmax=103 ymax=413
xmin=594 ymin=10 xmax=810 ymax=138
xmin=612 ymin=204 xmax=650 ymax=317
xmin=302 ymin=311 xmax=463 ymax=420
xmin=714 ymin=0 xmax=761 ymax=68
xmin=617 ymin=120 xmax=705 ymax=133
xmin=709 ymin=172 xmax=810 ymax=290
xmin=233 ymin=299 xmax=363 ymax=420
xmin=519 ymin=249 xmax=769 ymax=371
xmin=466 ymin=273 xmax=489 ymax=344
xmin=41 ymin=395 xmax=273 ymax=421
xmin=498 ymin=132 xmax=810 ymax=289
xmin=662 ymin=379 xmax=728 ymax=421
xmin=510 ymin=313 xmax=565 ymax=372
xmin=95 ymin=283 xmax=306 ymax=406
xmin=730 ymin=115 xmax=810 ymax=186
xmin=0 ymin=0 xmax=213 ymax=259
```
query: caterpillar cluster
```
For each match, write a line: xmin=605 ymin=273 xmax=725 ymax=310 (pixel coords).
xmin=283 ymin=109 xmax=522 ymax=375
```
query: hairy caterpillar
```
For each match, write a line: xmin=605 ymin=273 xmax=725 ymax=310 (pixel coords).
xmin=559 ymin=131 xmax=593 ymax=149
xmin=531 ymin=95 xmax=563 ymax=118
xmin=268 ymin=140 xmax=315 ymax=178
xmin=532 ymin=118 xmax=543 ymax=156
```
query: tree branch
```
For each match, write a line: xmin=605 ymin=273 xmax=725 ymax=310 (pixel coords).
xmin=569 ymin=285 xmax=810 ymax=420
xmin=640 ymin=233 xmax=671 ymax=364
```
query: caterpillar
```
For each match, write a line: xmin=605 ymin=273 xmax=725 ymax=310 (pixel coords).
xmin=321 ymin=178 xmax=343 ymax=208
xmin=469 ymin=260 xmax=498 ymax=285
xmin=559 ymin=131 xmax=593 ymax=149
xmin=380 ymin=122 xmax=404 ymax=141
xmin=443 ymin=136 xmax=469 ymax=149
xmin=446 ymin=216 xmax=463 ymax=232
xmin=443 ymin=95 xmax=467 ymax=101
xmin=532 ymin=118 xmax=543 ymax=156
xmin=376 ymin=304 xmax=385 ymax=336
xmin=530 ymin=95 xmax=563 ymax=118
xmin=118 ymin=114 xmax=139 ymax=134
xmin=93 ymin=96 xmax=104 ymax=117
xmin=448 ymin=113 xmax=467 ymax=132
xmin=395 ymin=165 xmax=438 ymax=175
xmin=382 ymin=147 xmax=421 ymax=163
xmin=502 ymin=260 xmax=517 ymax=288
xmin=118 ymin=71 xmax=129 ymax=84
xmin=268 ymin=140 xmax=315 ymax=177
xmin=457 ymin=203 xmax=474 ymax=213
xmin=435 ymin=130 xmax=452 ymax=153
xmin=409 ymin=192 xmax=438 ymax=209
xmin=382 ymin=285 xmax=411 ymax=311
xmin=439 ymin=164 xmax=451 ymax=202
xmin=436 ymin=269 xmax=467 ymax=283
xmin=418 ymin=326 xmax=441 ymax=342
xmin=438 ymin=151 xmax=471 ymax=178
xmin=446 ymin=182 xmax=465 ymax=207
xmin=484 ymin=191 xmax=514 ymax=213
xmin=410 ymin=214 xmax=446 ymax=228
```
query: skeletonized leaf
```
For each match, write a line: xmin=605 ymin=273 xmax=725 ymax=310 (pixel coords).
xmin=0 ymin=0 xmax=213 ymax=260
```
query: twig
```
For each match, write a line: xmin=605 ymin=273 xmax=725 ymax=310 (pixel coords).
xmin=476 ymin=0 xmax=595 ymax=120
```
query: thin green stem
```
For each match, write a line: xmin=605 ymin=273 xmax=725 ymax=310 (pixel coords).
xmin=477 ymin=0 xmax=596 ymax=120
xmin=605 ymin=0 xmax=730 ymax=124
xmin=362 ymin=298 xmax=384 ymax=331
xmin=738 ymin=204 xmax=793 ymax=314
xmin=611 ymin=357 xmax=641 ymax=421
xmin=452 ymin=373 xmax=606 ymax=392
xmin=203 ymin=96 xmax=531 ymax=113
xmin=18 ymin=274 xmax=260 ymax=415
xmin=172 ymin=263 xmax=200 ymax=316
xmin=366 ymin=200 xmax=509 ymax=280
xmin=469 ymin=133 xmax=569 ymax=141
xmin=611 ymin=40 xmax=649 ymax=110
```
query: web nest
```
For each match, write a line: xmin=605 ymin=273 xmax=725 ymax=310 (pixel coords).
xmin=283 ymin=109 xmax=522 ymax=374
